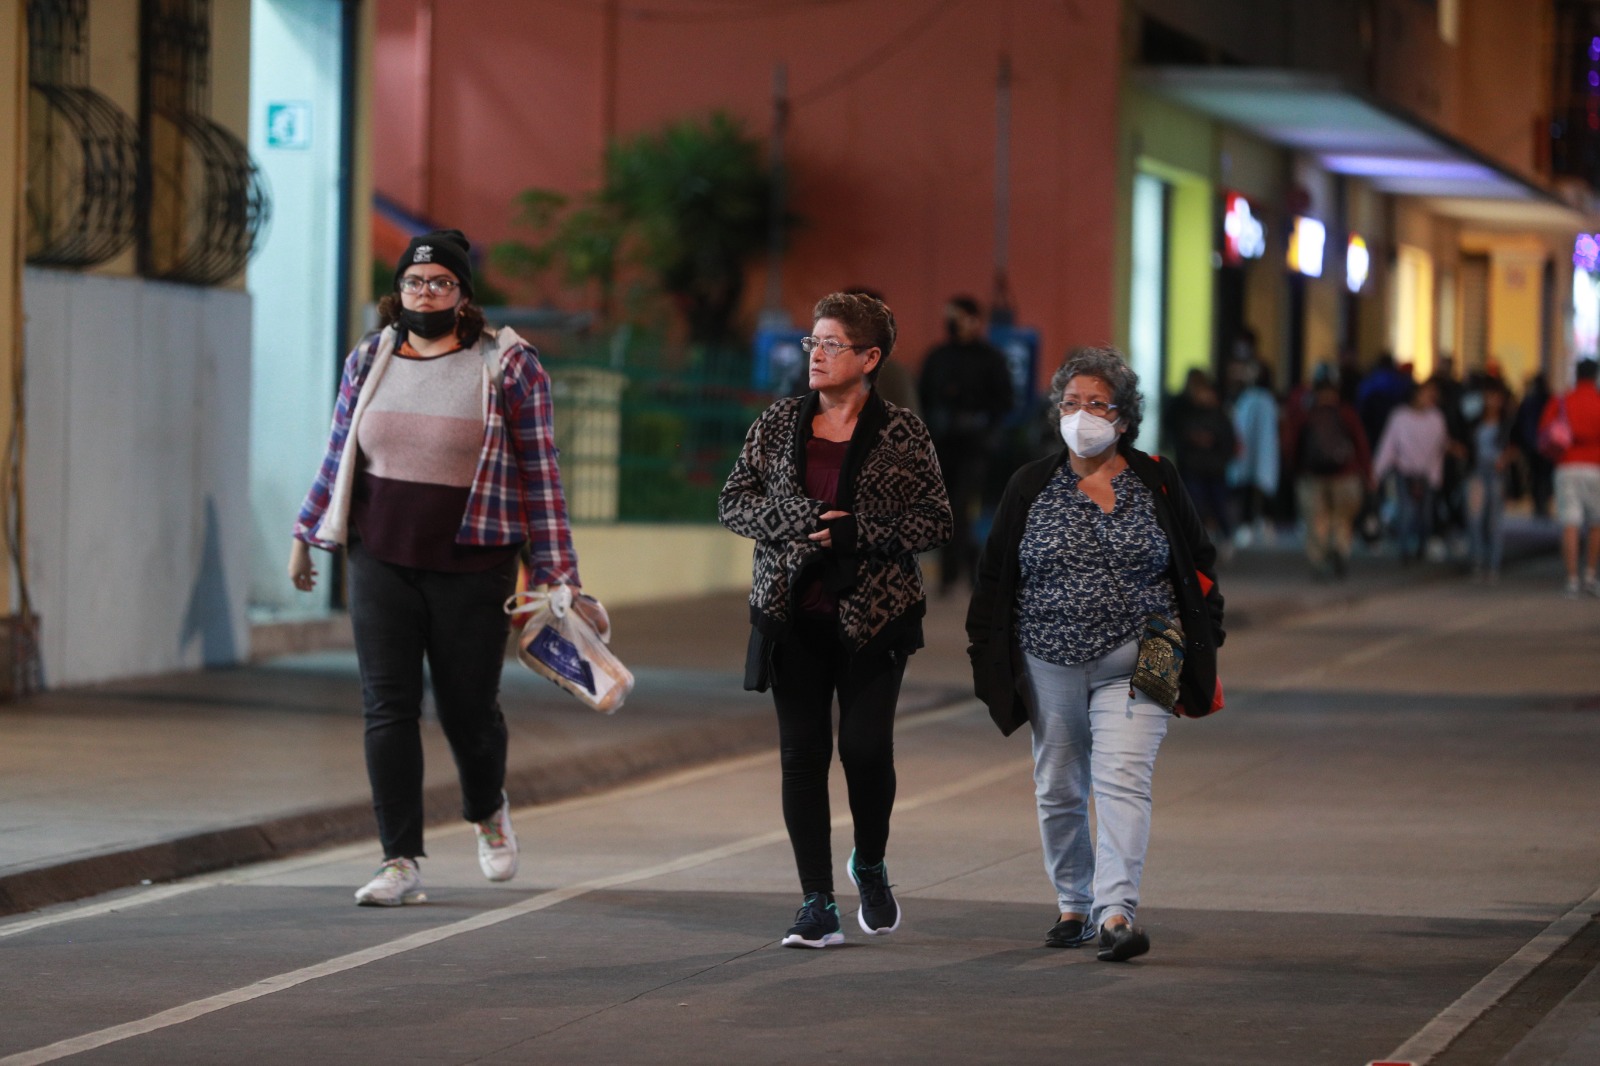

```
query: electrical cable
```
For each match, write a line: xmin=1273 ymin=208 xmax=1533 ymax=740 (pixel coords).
xmin=531 ymin=0 xmax=863 ymax=22
xmin=791 ymin=0 xmax=964 ymax=107
xmin=480 ymin=0 xmax=968 ymax=102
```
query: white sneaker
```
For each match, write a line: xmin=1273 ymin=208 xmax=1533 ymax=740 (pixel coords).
xmin=474 ymin=793 xmax=519 ymax=882
xmin=355 ymin=858 xmax=426 ymax=906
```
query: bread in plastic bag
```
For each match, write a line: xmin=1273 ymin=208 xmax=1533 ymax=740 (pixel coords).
xmin=504 ymin=585 xmax=633 ymax=713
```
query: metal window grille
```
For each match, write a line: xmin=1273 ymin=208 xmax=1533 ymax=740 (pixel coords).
xmin=137 ymin=0 xmax=270 ymax=285
xmin=25 ymin=0 xmax=140 ymax=268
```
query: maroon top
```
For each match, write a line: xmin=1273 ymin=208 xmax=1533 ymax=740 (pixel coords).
xmin=798 ymin=437 xmax=850 ymax=616
xmin=351 ymin=474 xmax=519 ymax=572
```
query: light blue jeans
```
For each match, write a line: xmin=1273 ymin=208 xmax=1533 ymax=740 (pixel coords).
xmin=1023 ymin=642 xmax=1170 ymax=927
xmin=1467 ymin=468 xmax=1506 ymax=574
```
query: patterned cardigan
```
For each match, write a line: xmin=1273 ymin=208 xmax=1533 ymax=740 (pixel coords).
xmin=719 ymin=389 xmax=953 ymax=688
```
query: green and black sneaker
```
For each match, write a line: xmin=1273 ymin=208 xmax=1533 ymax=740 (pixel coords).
xmin=848 ymin=850 xmax=902 ymax=935
xmin=781 ymin=891 xmax=844 ymax=948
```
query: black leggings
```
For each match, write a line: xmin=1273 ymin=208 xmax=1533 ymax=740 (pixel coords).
xmin=770 ymin=615 xmax=907 ymax=896
xmin=348 ymin=544 xmax=519 ymax=859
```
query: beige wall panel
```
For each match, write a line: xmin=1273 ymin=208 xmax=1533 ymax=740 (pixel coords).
xmin=1305 ymin=277 xmax=1340 ymax=380
xmin=212 ymin=0 xmax=253 ymax=290
xmin=1244 ymin=223 xmax=1284 ymax=381
xmin=212 ymin=0 xmax=253 ymax=140
xmin=1217 ymin=128 xmax=1280 ymax=202
xmin=1345 ymin=180 xmax=1388 ymax=245
xmin=86 ymin=0 xmax=140 ymax=278
xmin=570 ymin=525 xmax=754 ymax=607
xmin=1 ymin=0 xmax=20 ymax=609
xmin=1126 ymin=85 xmax=1215 ymax=181
xmin=1454 ymin=0 xmax=1548 ymax=182
xmin=1488 ymin=249 xmax=1548 ymax=385
xmin=1394 ymin=200 xmax=1436 ymax=252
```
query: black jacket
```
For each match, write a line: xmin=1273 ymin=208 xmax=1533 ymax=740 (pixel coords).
xmin=965 ymin=445 xmax=1225 ymax=736
xmin=720 ymin=389 xmax=953 ymax=689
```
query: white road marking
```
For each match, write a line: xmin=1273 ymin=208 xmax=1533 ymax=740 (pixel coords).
xmin=1260 ymin=605 xmax=1499 ymax=689
xmin=0 ymin=718 xmax=1016 ymax=1066
xmin=1385 ymin=884 xmax=1600 ymax=1064
xmin=0 ymin=700 xmax=984 ymax=941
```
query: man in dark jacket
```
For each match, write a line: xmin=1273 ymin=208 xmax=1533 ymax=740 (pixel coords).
xmin=918 ymin=296 xmax=1014 ymax=594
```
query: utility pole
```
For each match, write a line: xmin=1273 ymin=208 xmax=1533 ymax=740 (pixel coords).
xmin=601 ymin=0 xmax=618 ymax=144
xmin=761 ymin=62 xmax=790 ymax=327
xmin=992 ymin=52 xmax=1014 ymax=326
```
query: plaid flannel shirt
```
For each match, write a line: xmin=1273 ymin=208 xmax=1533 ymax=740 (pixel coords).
xmin=294 ymin=327 xmax=581 ymax=587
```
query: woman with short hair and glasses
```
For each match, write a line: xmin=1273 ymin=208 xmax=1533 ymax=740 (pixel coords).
xmin=289 ymin=229 xmax=585 ymax=907
xmin=966 ymin=346 xmax=1225 ymax=962
xmin=720 ymin=292 xmax=952 ymax=948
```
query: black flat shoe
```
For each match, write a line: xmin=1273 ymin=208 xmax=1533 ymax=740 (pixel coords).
xmin=1096 ymin=922 xmax=1150 ymax=962
xmin=1045 ymin=917 xmax=1093 ymax=948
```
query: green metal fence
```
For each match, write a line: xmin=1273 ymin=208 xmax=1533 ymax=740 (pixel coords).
xmin=539 ymin=339 xmax=771 ymax=524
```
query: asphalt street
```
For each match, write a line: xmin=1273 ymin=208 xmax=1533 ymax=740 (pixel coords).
xmin=2 ymin=553 xmax=1599 ymax=1065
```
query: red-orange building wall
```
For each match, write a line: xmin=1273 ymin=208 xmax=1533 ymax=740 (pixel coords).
xmin=373 ymin=0 xmax=1122 ymax=381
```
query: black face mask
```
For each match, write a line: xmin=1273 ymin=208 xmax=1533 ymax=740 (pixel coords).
xmin=400 ymin=305 xmax=458 ymax=340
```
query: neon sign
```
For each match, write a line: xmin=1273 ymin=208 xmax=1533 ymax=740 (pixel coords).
xmin=1346 ymin=235 xmax=1370 ymax=293
xmin=1574 ymin=233 xmax=1600 ymax=272
xmin=1223 ymin=193 xmax=1266 ymax=265
xmin=1288 ymin=216 xmax=1326 ymax=278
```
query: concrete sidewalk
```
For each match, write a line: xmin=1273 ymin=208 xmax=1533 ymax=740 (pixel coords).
xmin=0 ymin=520 xmax=1565 ymax=919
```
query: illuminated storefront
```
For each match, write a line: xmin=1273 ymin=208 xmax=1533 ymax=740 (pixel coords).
xmin=1574 ymin=234 xmax=1600 ymax=360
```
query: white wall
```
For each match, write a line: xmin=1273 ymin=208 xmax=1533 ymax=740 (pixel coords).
xmin=24 ymin=269 xmax=253 ymax=685
xmin=246 ymin=0 xmax=347 ymax=615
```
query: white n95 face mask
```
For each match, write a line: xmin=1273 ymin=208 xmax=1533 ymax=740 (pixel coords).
xmin=1059 ymin=410 xmax=1119 ymax=457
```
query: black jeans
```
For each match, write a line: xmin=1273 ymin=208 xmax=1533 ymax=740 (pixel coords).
xmin=770 ymin=615 xmax=907 ymax=896
xmin=348 ymin=544 xmax=518 ymax=859
xmin=934 ymin=434 xmax=989 ymax=592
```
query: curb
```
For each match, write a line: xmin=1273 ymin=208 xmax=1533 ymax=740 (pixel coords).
xmin=0 ymin=684 xmax=964 ymax=919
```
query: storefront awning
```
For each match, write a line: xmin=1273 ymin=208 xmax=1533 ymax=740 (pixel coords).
xmin=1136 ymin=67 xmax=1595 ymax=229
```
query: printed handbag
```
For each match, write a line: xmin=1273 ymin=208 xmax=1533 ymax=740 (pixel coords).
xmin=505 ymin=585 xmax=634 ymax=714
xmin=1131 ymin=613 xmax=1185 ymax=711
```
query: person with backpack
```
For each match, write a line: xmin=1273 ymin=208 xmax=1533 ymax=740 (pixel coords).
xmin=1284 ymin=372 xmax=1371 ymax=580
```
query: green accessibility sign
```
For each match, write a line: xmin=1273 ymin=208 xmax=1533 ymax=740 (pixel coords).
xmin=266 ymin=103 xmax=311 ymax=150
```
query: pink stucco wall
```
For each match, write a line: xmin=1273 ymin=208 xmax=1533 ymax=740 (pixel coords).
xmin=373 ymin=0 xmax=1121 ymax=381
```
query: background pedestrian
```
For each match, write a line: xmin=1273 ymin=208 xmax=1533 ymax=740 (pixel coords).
xmin=1466 ymin=382 xmax=1516 ymax=581
xmin=1372 ymin=379 xmax=1450 ymax=564
xmin=1168 ymin=370 xmax=1236 ymax=547
xmin=918 ymin=296 xmax=1014 ymax=595
xmin=1285 ymin=371 xmax=1370 ymax=580
xmin=1542 ymin=358 xmax=1600 ymax=596
xmin=1228 ymin=360 xmax=1280 ymax=549
xmin=1515 ymin=373 xmax=1555 ymax=518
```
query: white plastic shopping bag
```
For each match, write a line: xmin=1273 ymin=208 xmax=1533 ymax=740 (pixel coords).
xmin=504 ymin=585 xmax=634 ymax=714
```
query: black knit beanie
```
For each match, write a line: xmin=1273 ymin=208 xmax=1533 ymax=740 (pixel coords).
xmin=395 ymin=229 xmax=473 ymax=297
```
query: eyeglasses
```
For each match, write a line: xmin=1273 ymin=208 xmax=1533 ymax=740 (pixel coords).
xmin=399 ymin=275 xmax=459 ymax=296
xmin=1058 ymin=399 xmax=1119 ymax=419
xmin=800 ymin=336 xmax=863 ymax=357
